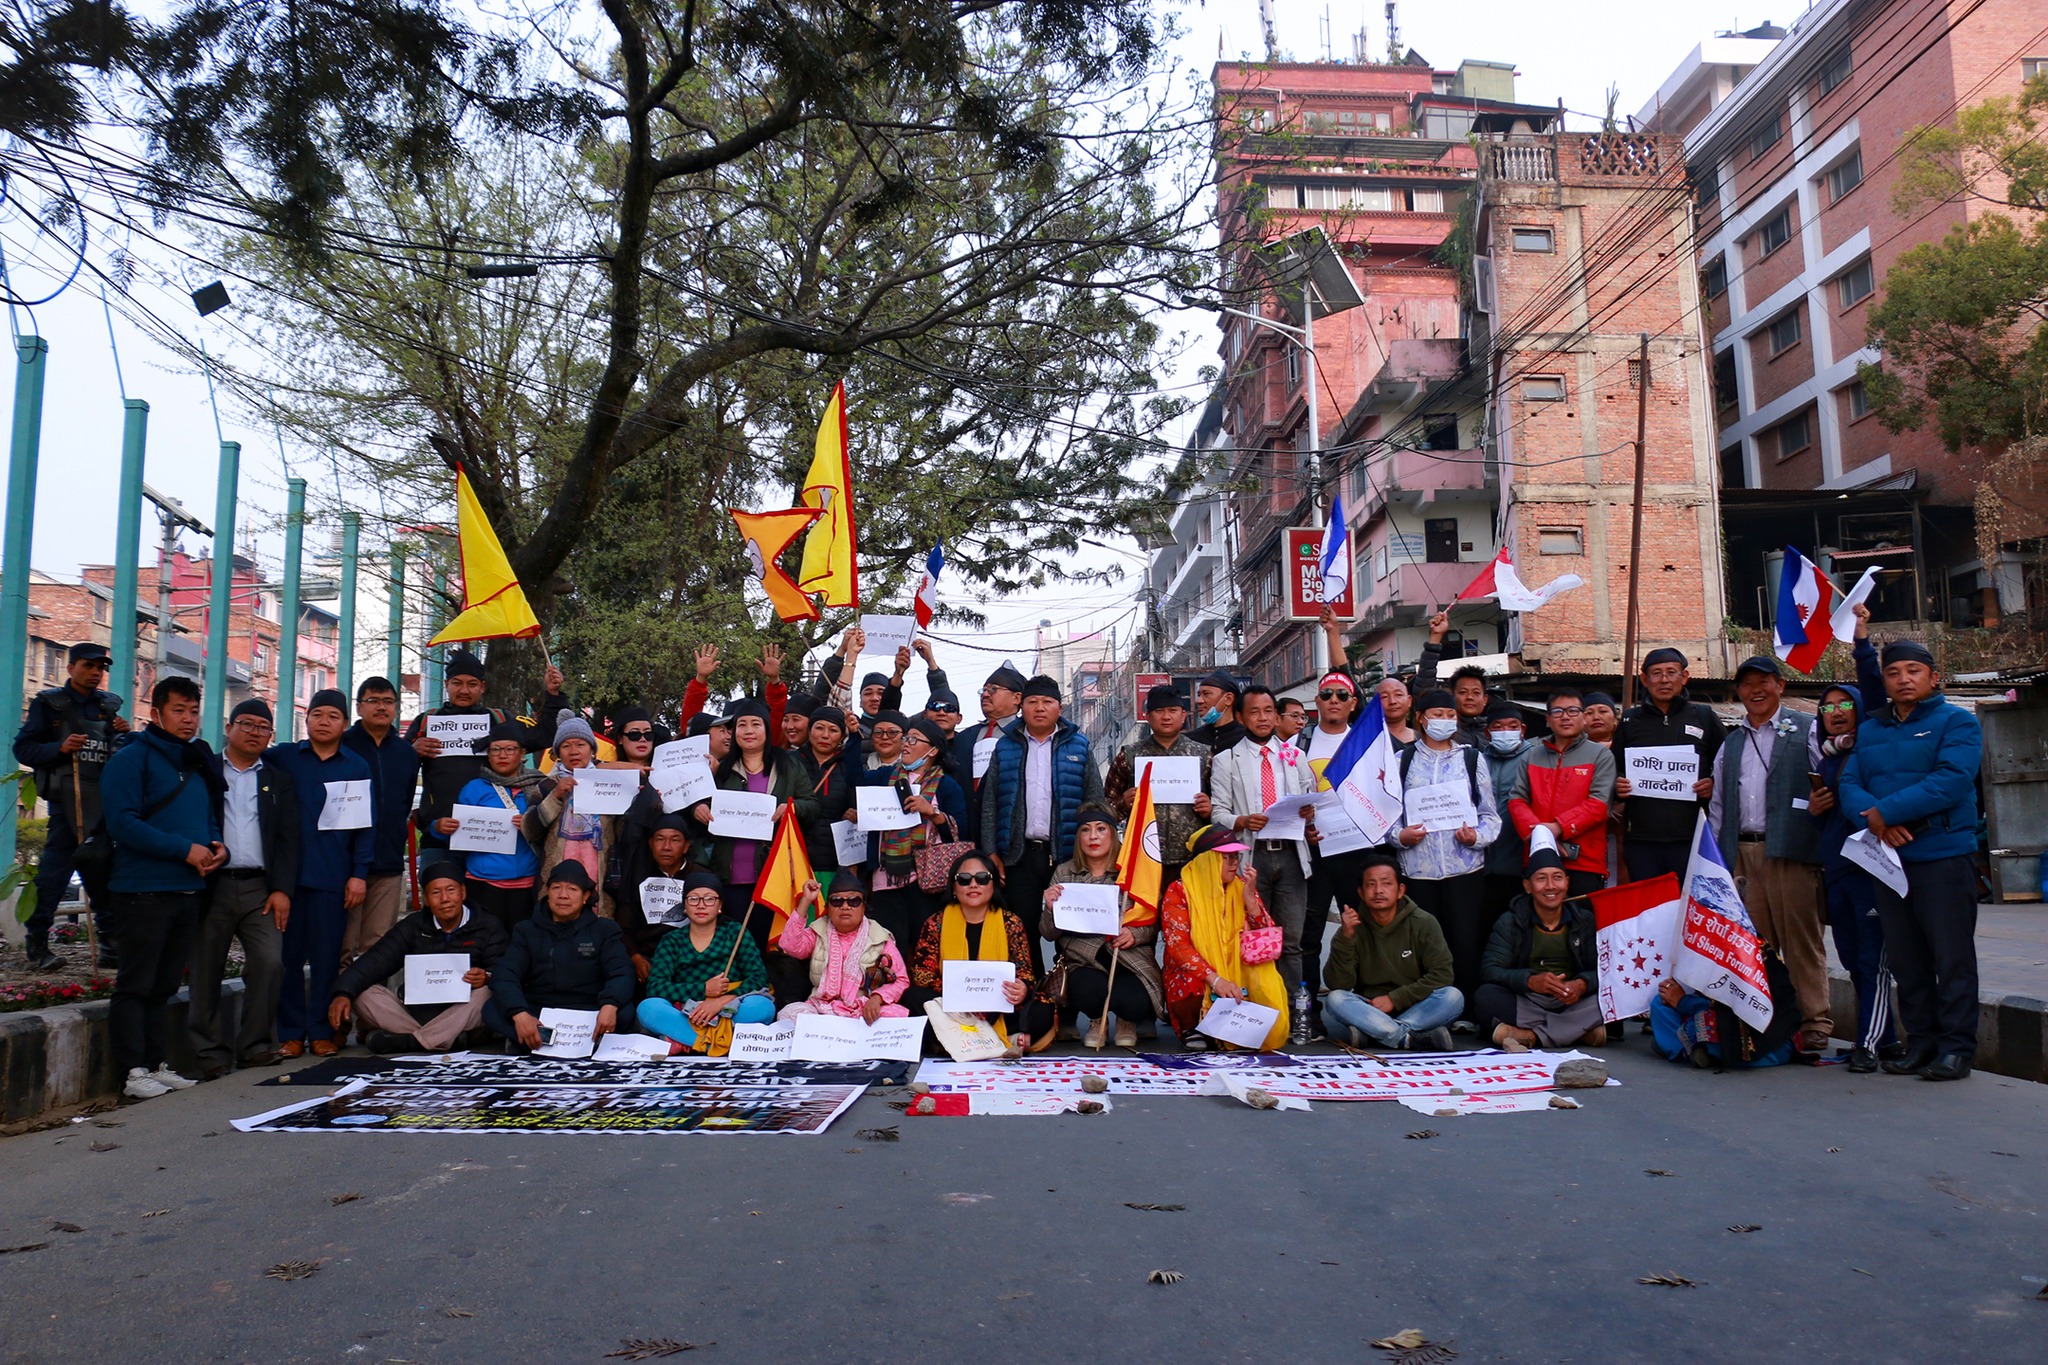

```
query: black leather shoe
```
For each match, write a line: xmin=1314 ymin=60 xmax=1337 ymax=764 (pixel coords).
xmin=1845 ymin=1046 xmax=1878 ymax=1073
xmin=1883 ymin=1041 xmax=1938 ymax=1075
xmin=1922 ymin=1052 xmax=1972 ymax=1081
xmin=25 ymin=938 xmax=64 ymax=972
xmin=364 ymin=1029 xmax=413 ymax=1055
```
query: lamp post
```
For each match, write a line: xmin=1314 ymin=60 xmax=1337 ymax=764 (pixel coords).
xmin=1 ymin=335 xmax=50 ymax=871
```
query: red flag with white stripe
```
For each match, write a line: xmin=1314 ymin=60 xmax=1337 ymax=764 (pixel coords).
xmin=1590 ymin=873 xmax=1683 ymax=1023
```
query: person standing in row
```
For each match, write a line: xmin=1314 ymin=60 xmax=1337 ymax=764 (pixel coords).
xmin=101 ymin=676 xmax=222 ymax=1099
xmin=982 ymin=676 xmax=1103 ymax=957
xmin=1103 ymin=684 xmax=1210 ymax=894
xmin=1840 ymin=641 xmax=1984 ymax=1082
xmin=407 ymin=650 xmax=565 ymax=860
xmin=1611 ymin=648 xmax=1723 ymax=882
xmin=1188 ymin=670 xmax=1243 ymax=753
xmin=707 ymin=699 xmax=814 ymax=959
xmin=188 ymin=698 xmax=299 ymax=1078
xmin=1709 ymin=656 xmax=1829 ymax=1057
xmin=448 ymin=721 xmax=546 ymax=932
xmin=1480 ymin=703 xmax=1535 ymax=923
xmin=1208 ymin=684 xmax=1315 ymax=999
xmin=13 ymin=641 xmax=129 ymax=970
xmin=1507 ymin=688 xmax=1614 ymax=899
xmin=266 ymin=690 xmax=375 ymax=1058
xmin=954 ymin=663 xmax=1025 ymax=832
xmin=340 ymin=676 xmax=420 ymax=966
xmin=1391 ymin=689 xmax=1499 ymax=1024
xmin=524 ymin=715 xmax=619 ymax=920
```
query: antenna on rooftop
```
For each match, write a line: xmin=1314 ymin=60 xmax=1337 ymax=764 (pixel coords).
xmin=1320 ymin=5 xmax=1333 ymax=61
xmin=1259 ymin=0 xmax=1281 ymax=61
xmin=1386 ymin=1 xmax=1400 ymax=62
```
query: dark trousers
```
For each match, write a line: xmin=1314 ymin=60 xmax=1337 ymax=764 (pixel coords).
xmin=1825 ymin=864 xmax=1896 ymax=1051
xmin=900 ymin=986 xmax=1054 ymax=1053
xmin=1482 ymin=872 xmax=1524 ymax=924
xmin=278 ymin=887 xmax=346 ymax=1043
xmin=465 ymin=878 xmax=535 ymax=937
xmin=869 ymin=885 xmax=934 ymax=949
xmin=108 ymin=891 xmax=200 ymax=1073
xmin=1874 ymin=853 xmax=1978 ymax=1058
xmin=1003 ymin=839 xmax=1059 ymax=955
xmin=188 ymin=872 xmax=283 ymax=1068
xmin=719 ymin=881 xmax=772 ymax=962
xmin=1567 ymin=870 xmax=1606 ymax=899
xmin=1406 ymin=870 xmax=1490 ymax=1021
xmin=29 ymin=803 xmax=111 ymax=943
xmin=1623 ymin=839 xmax=1692 ymax=883
xmin=1064 ymin=964 xmax=1157 ymax=1022
xmin=1471 ymin=982 xmax=1518 ymax=1039
xmin=1303 ymin=849 xmax=1364 ymax=999
xmin=482 ymin=996 xmax=635 ymax=1049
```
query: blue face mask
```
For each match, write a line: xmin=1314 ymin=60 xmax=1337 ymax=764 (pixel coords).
xmin=1490 ymin=732 xmax=1522 ymax=754
xmin=1200 ymin=707 xmax=1221 ymax=726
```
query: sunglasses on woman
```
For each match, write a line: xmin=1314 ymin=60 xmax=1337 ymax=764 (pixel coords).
xmin=621 ymin=727 xmax=653 ymax=740
xmin=826 ymin=893 xmax=867 ymax=907
xmin=953 ymin=871 xmax=995 ymax=887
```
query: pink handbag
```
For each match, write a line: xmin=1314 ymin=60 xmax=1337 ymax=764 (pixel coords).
xmin=1239 ymin=926 xmax=1283 ymax=965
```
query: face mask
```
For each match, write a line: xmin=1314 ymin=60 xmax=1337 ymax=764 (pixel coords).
xmin=1425 ymin=718 xmax=1459 ymax=742
xmin=1490 ymin=732 xmax=1523 ymax=754
xmin=1200 ymin=707 xmax=1221 ymax=726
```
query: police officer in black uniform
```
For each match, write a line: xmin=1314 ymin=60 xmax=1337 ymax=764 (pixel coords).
xmin=12 ymin=642 xmax=131 ymax=970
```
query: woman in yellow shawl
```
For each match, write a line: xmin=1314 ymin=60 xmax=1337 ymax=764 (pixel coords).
xmin=902 ymin=850 xmax=1056 ymax=1053
xmin=1161 ymin=825 xmax=1290 ymax=1050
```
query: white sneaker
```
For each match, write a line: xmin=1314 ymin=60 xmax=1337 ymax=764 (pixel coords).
xmin=150 ymin=1064 xmax=196 ymax=1091
xmin=123 ymin=1067 xmax=169 ymax=1100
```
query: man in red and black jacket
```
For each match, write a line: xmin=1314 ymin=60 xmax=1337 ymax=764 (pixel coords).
xmin=1506 ymin=687 xmax=1616 ymax=898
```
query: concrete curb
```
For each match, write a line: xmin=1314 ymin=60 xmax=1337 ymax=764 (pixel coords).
xmin=1827 ymin=969 xmax=2044 ymax=1083
xmin=0 ymin=979 xmax=243 ymax=1124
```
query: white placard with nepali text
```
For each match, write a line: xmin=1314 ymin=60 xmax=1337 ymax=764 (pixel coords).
xmin=941 ymin=961 xmax=1016 ymax=1014
xmin=1625 ymin=745 xmax=1699 ymax=799
xmin=855 ymin=785 xmax=919 ymax=832
xmin=1841 ymin=828 xmax=1909 ymax=896
xmin=831 ymin=820 xmax=869 ymax=867
xmin=1136 ymin=756 xmax=1201 ymax=804
xmin=534 ymin=1008 xmax=599 ymax=1059
xmin=638 ymin=876 xmax=688 ymax=925
xmin=449 ymin=803 xmax=520 ymax=854
xmin=1051 ymin=882 xmax=1122 ymax=936
xmin=859 ymin=614 xmax=917 ymax=657
xmin=1407 ymin=779 xmax=1477 ymax=833
xmin=425 ymin=713 xmax=493 ymax=754
xmin=708 ymin=790 xmax=776 ymax=841
xmin=973 ymin=734 xmax=1000 ymax=779
xmin=1195 ymin=998 xmax=1281 ymax=1049
xmin=792 ymin=1014 xmax=928 ymax=1063
xmin=318 ymin=780 xmax=372 ymax=830
xmin=571 ymin=766 xmax=642 ymax=816
xmin=403 ymin=953 xmax=472 ymax=1006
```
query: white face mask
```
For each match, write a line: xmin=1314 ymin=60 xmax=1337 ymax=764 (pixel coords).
xmin=1490 ymin=731 xmax=1523 ymax=753
xmin=1424 ymin=718 xmax=1459 ymax=742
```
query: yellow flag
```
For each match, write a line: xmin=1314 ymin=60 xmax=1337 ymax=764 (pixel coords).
xmin=1116 ymin=766 xmax=1163 ymax=924
xmin=796 ymin=381 xmax=859 ymax=607
xmin=753 ymin=803 xmax=816 ymax=949
xmin=429 ymin=467 xmax=541 ymax=646
xmin=730 ymin=507 xmax=823 ymax=623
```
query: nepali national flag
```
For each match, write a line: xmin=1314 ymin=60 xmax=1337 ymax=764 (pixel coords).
xmin=1672 ymin=813 xmax=1775 ymax=1031
xmin=1589 ymin=873 xmax=1683 ymax=1024
xmin=1455 ymin=546 xmax=1584 ymax=612
xmin=913 ymin=542 xmax=944 ymax=628
xmin=1321 ymin=694 xmax=1404 ymax=842
xmin=1773 ymin=545 xmax=1836 ymax=673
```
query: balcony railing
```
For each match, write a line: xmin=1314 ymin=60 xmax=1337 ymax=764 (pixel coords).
xmin=1356 ymin=446 xmax=1491 ymax=519
xmin=1354 ymin=561 xmax=1486 ymax=633
xmin=1487 ymin=133 xmax=1668 ymax=185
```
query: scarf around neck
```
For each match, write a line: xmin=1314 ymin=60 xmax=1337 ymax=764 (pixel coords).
xmin=939 ymin=901 xmax=1013 ymax=1039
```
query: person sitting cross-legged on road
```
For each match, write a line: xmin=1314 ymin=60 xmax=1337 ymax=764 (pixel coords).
xmin=637 ymin=871 xmax=777 ymax=1055
xmin=1472 ymin=833 xmax=1606 ymax=1052
xmin=775 ymin=879 xmax=910 ymax=1022
xmin=484 ymin=860 xmax=635 ymax=1051
xmin=1321 ymin=851 xmax=1462 ymax=1052
xmin=327 ymin=856 xmax=508 ymax=1054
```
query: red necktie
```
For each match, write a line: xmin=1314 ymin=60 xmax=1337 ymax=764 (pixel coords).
xmin=1260 ymin=745 xmax=1277 ymax=808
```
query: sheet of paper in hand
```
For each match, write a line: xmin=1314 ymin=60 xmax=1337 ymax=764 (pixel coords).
xmin=1052 ymin=881 xmax=1122 ymax=936
xmin=1136 ymin=756 xmax=1201 ymax=804
xmin=940 ymin=961 xmax=1016 ymax=1013
xmin=855 ymin=785 xmax=918 ymax=832
xmin=859 ymin=614 xmax=917 ymax=657
xmin=1307 ymin=791 xmax=1371 ymax=855
xmin=534 ymin=1008 xmax=599 ymax=1059
xmin=318 ymin=780 xmax=373 ymax=830
xmin=424 ymin=713 xmax=493 ymax=755
xmin=1841 ymin=828 xmax=1909 ymax=896
xmin=973 ymin=733 xmax=1000 ymax=779
xmin=651 ymin=741 xmax=716 ymax=810
xmin=638 ymin=876 xmax=688 ymax=924
xmin=403 ymin=953 xmax=473 ymax=1006
xmin=572 ymin=766 xmax=642 ymax=816
xmin=1258 ymin=793 xmax=1319 ymax=842
xmin=831 ymin=820 xmax=869 ymax=866
xmin=792 ymin=1014 xmax=928 ymax=1063
xmin=708 ymin=790 xmax=776 ymax=840
xmin=449 ymin=803 xmax=520 ymax=854
xmin=1625 ymin=745 xmax=1698 ymax=799
xmin=1196 ymin=998 xmax=1281 ymax=1049
xmin=1407 ymin=779 xmax=1477 ymax=833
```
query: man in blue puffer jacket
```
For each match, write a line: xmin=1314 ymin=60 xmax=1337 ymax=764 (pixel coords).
xmin=981 ymin=676 xmax=1104 ymax=957
xmin=1839 ymin=640 xmax=1983 ymax=1082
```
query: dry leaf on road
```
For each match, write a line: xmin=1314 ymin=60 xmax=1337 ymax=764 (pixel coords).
xmin=1147 ymin=1269 xmax=1184 ymax=1285
xmin=263 ymin=1260 xmax=322 ymax=1282
xmin=1638 ymin=1273 xmax=1696 ymax=1287
xmin=330 ymin=1192 xmax=361 ymax=1206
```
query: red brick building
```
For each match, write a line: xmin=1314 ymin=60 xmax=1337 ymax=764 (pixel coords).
xmin=1646 ymin=0 xmax=2045 ymax=631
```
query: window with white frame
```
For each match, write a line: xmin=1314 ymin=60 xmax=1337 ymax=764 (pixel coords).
xmin=1757 ymin=206 xmax=1793 ymax=255
xmin=1512 ymin=226 xmax=1554 ymax=252
xmin=1767 ymin=309 xmax=1802 ymax=355
xmin=1817 ymin=45 xmax=1853 ymax=97
xmin=1827 ymin=148 xmax=1864 ymax=202
xmin=1522 ymin=375 xmax=1567 ymax=402
xmin=1747 ymin=111 xmax=1783 ymax=160
xmin=1837 ymin=258 xmax=1875 ymax=308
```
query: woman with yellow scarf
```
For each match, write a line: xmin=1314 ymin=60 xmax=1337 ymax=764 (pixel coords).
xmin=1161 ymin=825 xmax=1290 ymax=1050
xmin=901 ymin=850 xmax=1054 ymax=1052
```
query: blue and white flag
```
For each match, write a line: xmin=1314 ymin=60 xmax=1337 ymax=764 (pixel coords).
xmin=1317 ymin=495 xmax=1350 ymax=603
xmin=914 ymin=543 xmax=944 ymax=628
xmin=1320 ymin=693 xmax=1403 ymax=842
xmin=1673 ymin=813 xmax=1774 ymax=1030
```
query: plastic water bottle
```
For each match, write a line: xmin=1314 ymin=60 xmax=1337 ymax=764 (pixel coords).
xmin=1289 ymin=983 xmax=1312 ymax=1045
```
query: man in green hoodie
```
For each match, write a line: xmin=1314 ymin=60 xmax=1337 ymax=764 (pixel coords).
xmin=1321 ymin=851 xmax=1461 ymax=1051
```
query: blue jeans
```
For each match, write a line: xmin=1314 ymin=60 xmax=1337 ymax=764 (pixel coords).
xmin=1323 ymin=986 xmax=1464 ymax=1048
xmin=639 ymin=994 xmax=777 ymax=1047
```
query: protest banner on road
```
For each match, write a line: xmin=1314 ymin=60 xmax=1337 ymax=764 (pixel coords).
xmin=233 ymin=1081 xmax=866 ymax=1135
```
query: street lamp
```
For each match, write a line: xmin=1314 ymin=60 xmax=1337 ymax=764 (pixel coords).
xmin=1221 ymin=226 xmax=1364 ymax=672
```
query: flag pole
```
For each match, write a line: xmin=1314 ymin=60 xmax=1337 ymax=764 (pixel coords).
xmin=1621 ymin=332 xmax=1651 ymax=712
xmin=1088 ymin=942 xmax=1122 ymax=1050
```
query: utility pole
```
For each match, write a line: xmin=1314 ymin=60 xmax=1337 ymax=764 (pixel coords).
xmin=276 ymin=477 xmax=305 ymax=740
xmin=337 ymin=511 xmax=359 ymax=699
xmin=202 ymin=440 xmax=241 ymax=747
xmin=109 ymin=399 xmax=148 ymax=721
xmin=1621 ymin=333 xmax=1650 ymax=712
xmin=144 ymin=483 xmax=208 ymax=691
xmin=1 ymin=335 xmax=50 ymax=871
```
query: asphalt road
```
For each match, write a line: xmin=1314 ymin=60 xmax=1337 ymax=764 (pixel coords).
xmin=1 ymin=1039 xmax=2043 ymax=1364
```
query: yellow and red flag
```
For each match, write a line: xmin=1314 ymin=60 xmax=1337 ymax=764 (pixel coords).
xmin=1116 ymin=765 xmax=1163 ymax=924
xmin=730 ymin=507 xmax=823 ymax=623
xmin=796 ymin=381 xmax=858 ymax=607
xmin=753 ymin=802 xmax=816 ymax=949
xmin=428 ymin=466 xmax=542 ymax=646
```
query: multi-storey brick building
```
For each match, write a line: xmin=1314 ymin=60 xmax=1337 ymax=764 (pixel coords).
xmin=1645 ymin=0 xmax=2045 ymax=631
xmin=1212 ymin=53 xmax=1561 ymax=691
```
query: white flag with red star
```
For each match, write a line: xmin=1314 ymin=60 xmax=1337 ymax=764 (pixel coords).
xmin=1589 ymin=873 xmax=1683 ymax=1023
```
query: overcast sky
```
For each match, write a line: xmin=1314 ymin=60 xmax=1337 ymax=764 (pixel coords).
xmin=1 ymin=1 xmax=1735 ymax=710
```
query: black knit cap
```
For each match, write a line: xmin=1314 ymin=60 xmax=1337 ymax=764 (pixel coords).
xmin=307 ymin=688 xmax=348 ymax=717
xmin=445 ymin=649 xmax=486 ymax=681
